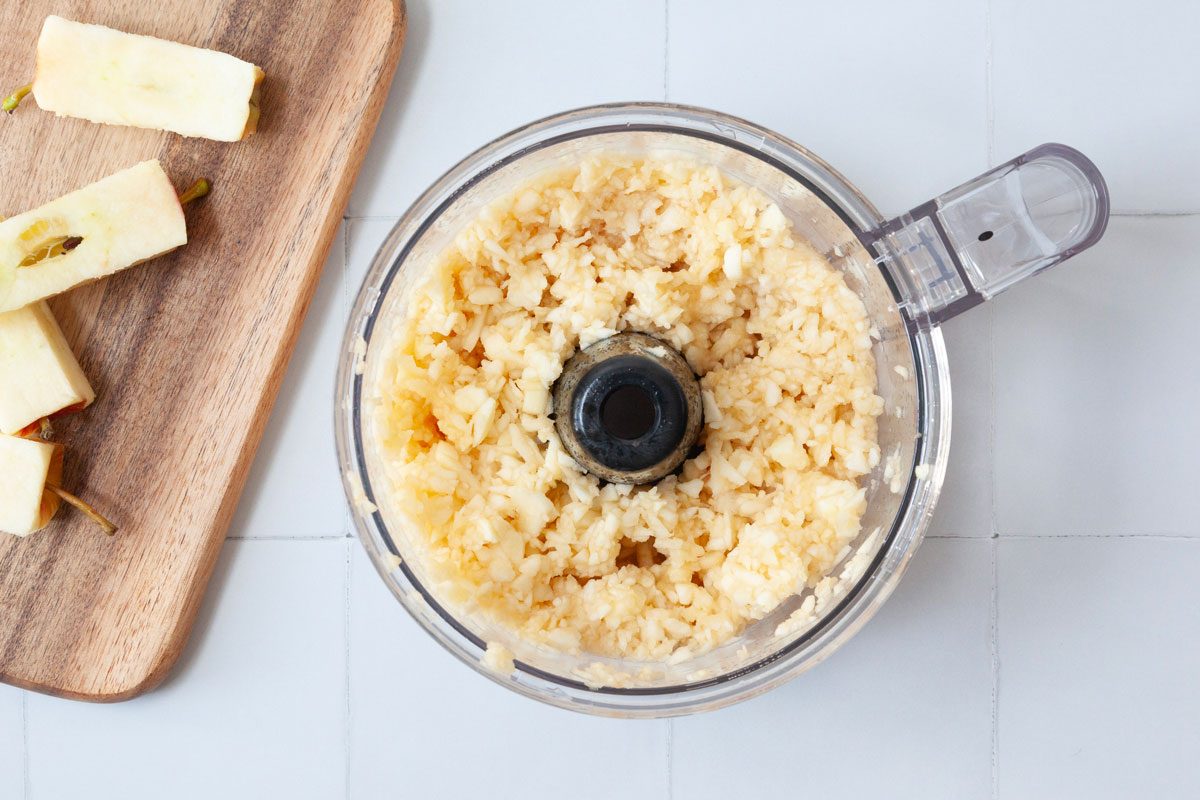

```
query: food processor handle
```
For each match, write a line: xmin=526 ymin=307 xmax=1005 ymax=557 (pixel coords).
xmin=867 ymin=143 xmax=1110 ymax=328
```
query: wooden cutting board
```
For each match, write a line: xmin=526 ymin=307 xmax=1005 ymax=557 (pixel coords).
xmin=0 ymin=0 xmax=405 ymax=701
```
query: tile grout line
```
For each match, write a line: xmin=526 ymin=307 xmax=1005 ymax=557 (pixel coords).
xmin=226 ymin=535 xmax=345 ymax=541
xmin=342 ymin=221 xmax=353 ymax=542
xmin=921 ymin=532 xmax=1200 ymax=539
xmin=343 ymin=539 xmax=353 ymax=800
xmin=987 ymin=180 xmax=998 ymax=800
xmin=984 ymin=0 xmax=994 ymax=168
xmin=665 ymin=718 xmax=674 ymax=800
xmin=21 ymin=691 xmax=29 ymax=800
xmin=662 ymin=0 xmax=670 ymax=102
xmin=342 ymin=217 xmax=351 ymax=324
xmin=1000 ymin=532 xmax=1200 ymax=540
xmin=1111 ymin=210 xmax=1200 ymax=218
xmin=990 ymin=536 xmax=999 ymax=800
xmin=988 ymin=304 xmax=997 ymax=539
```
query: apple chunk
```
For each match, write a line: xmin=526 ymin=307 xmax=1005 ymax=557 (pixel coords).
xmin=0 ymin=433 xmax=63 ymax=536
xmin=0 ymin=160 xmax=187 ymax=313
xmin=0 ymin=301 xmax=94 ymax=435
xmin=32 ymin=15 xmax=264 ymax=142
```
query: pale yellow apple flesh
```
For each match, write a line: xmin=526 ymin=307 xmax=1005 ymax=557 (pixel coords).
xmin=0 ymin=301 xmax=94 ymax=435
xmin=32 ymin=15 xmax=264 ymax=142
xmin=0 ymin=159 xmax=187 ymax=313
xmin=0 ymin=433 xmax=62 ymax=536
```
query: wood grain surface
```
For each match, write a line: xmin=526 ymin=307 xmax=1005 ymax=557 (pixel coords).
xmin=0 ymin=0 xmax=405 ymax=701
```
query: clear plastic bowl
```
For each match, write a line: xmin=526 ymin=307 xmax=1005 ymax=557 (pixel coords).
xmin=336 ymin=103 xmax=1106 ymax=717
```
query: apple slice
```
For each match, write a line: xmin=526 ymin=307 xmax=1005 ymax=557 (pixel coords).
xmin=0 ymin=433 xmax=115 ymax=537
xmin=0 ymin=301 xmax=94 ymax=435
xmin=27 ymin=15 xmax=263 ymax=142
xmin=0 ymin=433 xmax=62 ymax=536
xmin=0 ymin=160 xmax=187 ymax=313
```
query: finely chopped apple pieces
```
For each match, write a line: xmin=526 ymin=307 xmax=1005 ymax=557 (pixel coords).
xmin=368 ymin=156 xmax=883 ymax=661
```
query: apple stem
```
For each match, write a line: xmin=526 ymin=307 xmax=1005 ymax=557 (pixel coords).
xmin=2 ymin=83 xmax=31 ymax=114
xmin=44 ymin=483 xmax=117 ymax=536
xmin=178 ymin=178 xmax=211 ymax=206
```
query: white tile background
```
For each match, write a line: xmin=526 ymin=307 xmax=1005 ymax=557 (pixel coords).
xmin=5 ymin=0 xmax=1199 ymax=797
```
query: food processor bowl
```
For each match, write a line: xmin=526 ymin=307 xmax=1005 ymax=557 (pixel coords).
xmin=336 ymin=103 xmax=1108 ymax=717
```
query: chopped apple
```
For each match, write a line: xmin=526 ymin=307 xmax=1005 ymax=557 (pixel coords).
xmin=29 ymin=15 xmax=263 ymax=141
xmin=0 ymin=301 xmax=94 ymax=435
xmin=0 ymin=160 xmax=187 ymax=313
xmin=0 ymin=433 xmax=62 ymax=536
